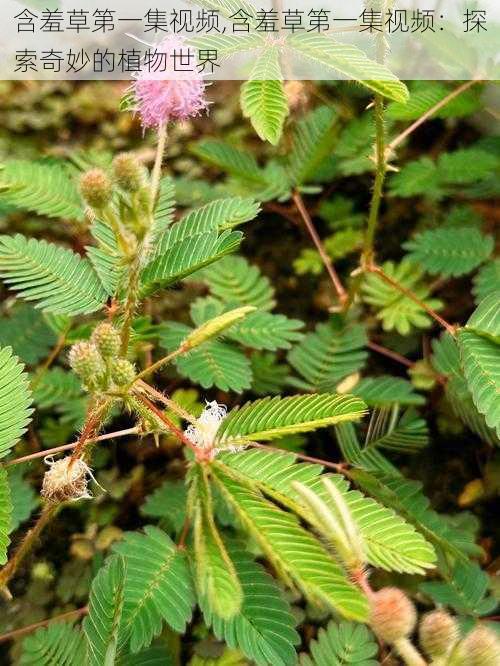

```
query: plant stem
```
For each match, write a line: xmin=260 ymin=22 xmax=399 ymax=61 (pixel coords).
xmin=393 ymin=637 xmax=427 ymax=666
xmin=367 ymin=341 xmax=414 ymax=368
xmin=386 ymin=80 xmax=478 ymax=156
xmin=133 ymin=392 xmax=198 ymax=454
xmin=363 ymin=94 xmax=386 ymax=263
xmin=0 ymin=505 xmax=58 ymax=590
xmin=0 ymin=606 xmax=88 ymax=644
xmin=151 ymin=123 xmax=168 ymax=209
xmin=71 ymin=399 xmax=112 ymax=462
xmin=135 ymin=381 xmax=198 ymax=425
xmin=245 ymin=442 xmax=346 ymax=473
xmin=366 ymin=264 xmax=456 ymax=335
xmin=6 ymin=427 xmax=140 ymax=468
xmin=292 ymin=190 xmax=348 ymax=307
xmin=132 ymin=344 xmax=189 ymax=383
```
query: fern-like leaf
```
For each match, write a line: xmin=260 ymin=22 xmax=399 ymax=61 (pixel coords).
xmin=113 ymin=525 xmax=196 ymax=652
xmin=288 ymin=318 xmax=367 ymax=390
xmin=361 ymin=261 xmax=443 ymax=335
xmin=0 ymin=468 xmax=12 ymax=565
xmin=288 ymin=106 xmax=339 ymax=185
xmin=352 ymin=376 xmax=425 ymax=407
xmin=0 ymin=304 xmax=56 ymax=365
xmin=288 ymin=33 xmax=409 ymax=102
xmin=473 ymin=260 xmax=500 ymax=305
xmin=240 ymin=47 xmax=288 ymax=145
xmin=0 ymin=346 xmax=33 ymax=459
xmin=7 ymin=465 xmax=38 ymax=532
xmin=0 ymin=234 xmax=107 ymax=315
xmin=0 ymin=160 xmax=83 ymax=220
xmin=215 ymin=394 xmax=367 ymax=446
xmin=404 ymin=227 xmax=493 ymax=277
xmin=300 ymin=621 xmax=378 ymax=666
xmin=20 ymin=623 xmax=87 ymax=666
xmin=466 ymin=292 xmax=500 ymax=339
xmin=212 ymin=467 xmax=369 ymax=621
xmin=201 ymin=541 xmax=300 ymax=666
xmin=84 ymin=555 xmax=127 ymax=666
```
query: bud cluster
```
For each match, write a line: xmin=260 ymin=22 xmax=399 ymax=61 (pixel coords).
xmin=69 ymin=323 xmax=135 ymax=394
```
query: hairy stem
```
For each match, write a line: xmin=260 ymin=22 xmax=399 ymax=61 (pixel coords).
xmin=393 ymin=637 xmax=427 ymax=666
xmin=132 ymin=344 xmax=189 ymax=383
xmin=292 ymin=190 xmax=348 ymax=307
xmin=134 ymin=392 xmax=198 ymax=453
xmin=0 ymin=606 xmax=88 ymax=644
xmin=0 ymin=505 xmax=58 ymax=590
xmin=363 ymin=94 xmax=386 ymax=263
xmin=366 ymin=264 xmax=456 ymax=335
xmin=150 ymin=123 xmax=168 ymax=209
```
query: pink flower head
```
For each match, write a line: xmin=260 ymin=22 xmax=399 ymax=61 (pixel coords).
xmin=133 ymin=35 xmax=207 ymax=129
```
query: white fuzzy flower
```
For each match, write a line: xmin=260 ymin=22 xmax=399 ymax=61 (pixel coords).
xmin=184 ymin=401 xmax=227 ymax=452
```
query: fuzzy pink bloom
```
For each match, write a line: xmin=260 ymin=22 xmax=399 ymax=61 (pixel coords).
xmin=133 ymin=35 xmax=207 ymax=129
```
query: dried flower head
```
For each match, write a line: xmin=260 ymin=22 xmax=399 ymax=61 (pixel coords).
xmin=369 ymin=587 xmax=417 ymax=644
xmin=41 ymin=457 xmax=94 ymax=503
xmin=419 ymin=610 xmax=459 ymax=658
xmin=132 ymin=35 xmax=208 ymax=129
xmin=184 ymin=401 xmax=227 ymax=455
xmin=284 ymin=80 xmax=308 ymax=110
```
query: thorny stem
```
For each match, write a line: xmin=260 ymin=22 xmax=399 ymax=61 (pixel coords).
xmin=363 ymin=94 xmax=387 ymax=263
xmin=386 ymin=80 xmax=479 ymax=157
xmin=0 ymin=505 xmax=58 ymax=591
xmin=366 ymin=264 xmax=456 ymax=336
xmin=0 ymin=606 xmax=88 ymax=644
xmin=135 ymin=381 xmax=198 ymax=425
xmin=292 ymin=190 xmax=348 ymax=308
xmin=70 ymin=399 xmax=112 ymax=462
xmin=6 ymin=427 xmax=140 ymax=468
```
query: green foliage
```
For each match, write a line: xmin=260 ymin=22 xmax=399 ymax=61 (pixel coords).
xmin=0 ymin=345 xmax=33 ymax=459
xmin=141 ymin=480 xmax=187 ymax=535
xmin=250 ymin=352 xmax=291 ymax=395
xmin=351 ymin=376 xmax=425 ymax=407
xmin=7 ymin=466 xmax=38 ymax=532
xmin=288 ymin=318 xmax=367 ymax=390
xmin=0 ymin=305 xmax=56 ymax=365
xmin=0 ymin=160 xmax=83 ymax=220
xmin=404 ymin=227 xmax=493 ymax=277
xmin=473 ymin=260 xmax=500 ymax=305
xmin=201 ymin=542 xmax=300 ymax=666
xmin=113 ymin=526 xmax=196 ymax=652
xmin=0 ymin=467 xmax=12 ymax=565
xmin=216 ymin=393 xmax=367 ymax=445
xmin=386 ymin=81 xmax=481 ymax=121
xmin=299 ymin=621 xmax=378 ymax=666
xmin=240 ymin=48 xmax=288 ymax=145
xmin=20 ymin=622 xmax=87 ymax=665
xmin=288 ymin=106 xmax=338 ymax=185
xmin=84 ymin=555 xmax=127 ymax=665
xmin=362 ymin=261 xmax=443 ymax=335
xmin=0 ymin=235 xmax=108 ymax=315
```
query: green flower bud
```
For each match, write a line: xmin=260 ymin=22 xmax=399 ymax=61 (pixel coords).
xmin=80 ymin=168 xmax=113 ymax=210
xmin=452 ymin=626 xmax=500 ymax=666
xmin=113 ymin=153 xmax=146 ymax=192
xmin=91 ymin=322 xmax=121 ymax=359
xmin=69 ymin=342 xmax=105 ymax=384
xmin=111 ymin=358 xmax=136 ymax=386
xmin=369 ymin=587 xmax=417 ymax=644
xmin=419 ymin=610 xmax=459 ymax=658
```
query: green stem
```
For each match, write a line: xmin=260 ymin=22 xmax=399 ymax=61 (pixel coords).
xmin=393 ymin=637 xmax=427 ymax=666
xmin=363 ymin=93 xmax=386 ymax=263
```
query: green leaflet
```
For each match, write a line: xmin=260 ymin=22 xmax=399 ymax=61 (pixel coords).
xmin=240 ymin=47 xmax=289 ymax=145
xmin=215 ymin=394 xmax=367 ymax=445
xmin=458 ymin=330 xmax=500 ymax=438
xmin=0 ymin=346 xmax=33 ymax=459
xmin=212 ymin=466 xmax=369 ymax=622
xmin=0 ymin=234 xmax=108 ymax=316
xmin=20 ymin=622 xmax=87 ymax=666
xmin=288 ymin=106 xmax=339 ymax=185
xmin=299 ymin=621 xmax=378 ymax=666
xmin=192 ymin=466 xmax=243 ymax=620
xmin=0 ymin=304 xmax=56 ymax=365
xmin=288 ymin=318 xmax=368 ymax=390
xmin=473 ymin=260 xmax=500 ymax=305
xmin=288 ymin=33 xmax=409 ymax=103
xmin=200 ymin=541 xmax=300 ymax=666
xmin=404 ymin=227 xmax=493 ymax=278
xmin=466 ymin=292 xmax=500 ymax=339
xmin=0 ymin=160 xmax=84 ymax=221
xmin=351 ymin=376 xmax=425 ymax=407
xmin=7 ymin=465 xmax=38 ymax=533
xmin=84 ymin=555 xmax=127 ymax=666
xmin=0 ymin=468 xmax=12 ymax=565
xmin=219 ymin=449 xmax=436 ymax=575
xmin=113 ymin=526 xmax=195 ymax=652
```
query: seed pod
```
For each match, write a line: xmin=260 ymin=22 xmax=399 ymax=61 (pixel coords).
xmin=419 ymin=610 xmax=459 ymax=658
xmin=91 ymin=322 xmax=121 ymax=359
xmin=80 ymin=168 xmax=113 ymax=209
xmin=111 ymin=358 xmax=136 ymax=386
xmin=369 ymin=587 xmax=417 ymax=644
xmin=68 ymin=342 xmax=105 ymax=385
xmin=41 ymin=457 xmax=93 ymax=503
xmin=113 ymin=153 xmax=146 ymax=192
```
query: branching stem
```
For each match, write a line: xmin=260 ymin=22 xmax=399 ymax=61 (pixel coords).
xmin=0 ymin=606 xmax=88 ymax=644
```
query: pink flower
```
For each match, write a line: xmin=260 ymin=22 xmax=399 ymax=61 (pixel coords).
xmin=133 ymin=35 xmax=207 ymax=129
